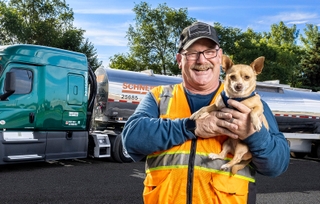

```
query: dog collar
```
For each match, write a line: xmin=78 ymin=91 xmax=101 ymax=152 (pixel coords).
xmin=221 ymin=91 xmax=256 ymax=108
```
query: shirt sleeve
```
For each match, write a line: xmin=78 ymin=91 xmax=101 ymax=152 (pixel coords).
xmin=243 ymin=100 xmax=290 ymax=177
xmin=122 ymin=92 xmax=196 ymax=162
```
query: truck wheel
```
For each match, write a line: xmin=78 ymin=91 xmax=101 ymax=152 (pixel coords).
xmin=112 ymin=134 xmax=132 ymax=163
xmin=290 ymin=152 xmax=307 ymax=158
xmin=317 ymin=144 xmax=320 ymax=159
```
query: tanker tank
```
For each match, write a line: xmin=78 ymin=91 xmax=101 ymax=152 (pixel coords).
xmin=256 ymin=82 xmax=320 ymax=134
xmin=92 ymin=67 xmax=182 ymax=130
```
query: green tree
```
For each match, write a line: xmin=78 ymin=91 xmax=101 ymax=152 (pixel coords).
xmin=214 ymin=23 xmax=277 ymax=82
xmin=261 ymin=21 xmax=301 ymax=85
xmin=213 ymin=22 xmax=243 ymax=57
xmin=298 ymin=24 xmax=320 ymax=91
xmin=0 ymin=0 xmax=101 ymax=69
xmin=109 ymin=2 xmax=195 ymax=75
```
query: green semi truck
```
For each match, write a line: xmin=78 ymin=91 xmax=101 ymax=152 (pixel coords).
xmin=0 ymin=44 xmax=182 ymax=164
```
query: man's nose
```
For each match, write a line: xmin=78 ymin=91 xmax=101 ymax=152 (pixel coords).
xmin=196 ymin=52 xmax=207 ymax=63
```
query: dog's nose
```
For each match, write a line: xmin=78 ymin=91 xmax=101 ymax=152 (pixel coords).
xmin=235 ymin=84 xmax=243 ymax=91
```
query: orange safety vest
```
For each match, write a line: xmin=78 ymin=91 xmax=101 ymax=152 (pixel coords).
xmin=144 ymin=83 xmax=255 ymax=204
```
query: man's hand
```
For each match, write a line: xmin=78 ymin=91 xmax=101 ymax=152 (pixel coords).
xmin=194 ymin=99 xmax=258 ymax=140
xmin=220 ymin=99 xmax=257 ymax=140
xmin=194 ymin=110 xmax=239 ymax=139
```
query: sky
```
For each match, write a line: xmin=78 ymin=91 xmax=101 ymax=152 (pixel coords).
xmin=66 ymin=0 xmax=320 ymax=68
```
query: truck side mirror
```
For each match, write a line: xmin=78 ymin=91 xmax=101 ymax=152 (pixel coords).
xmin=0 ymin=72 xmax=16 ymax=100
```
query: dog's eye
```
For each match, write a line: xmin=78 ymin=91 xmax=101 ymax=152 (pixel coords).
xmin=245 ymin=75 xmax=250 ymax=80
xmin=230 ymin=75 xmax=236 ymax=80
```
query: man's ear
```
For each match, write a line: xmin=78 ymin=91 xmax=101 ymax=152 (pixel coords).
xmin=176 ymin=53 xmax=182 ymax=69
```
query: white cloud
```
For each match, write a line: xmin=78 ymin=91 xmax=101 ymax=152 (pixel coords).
xmin=73 ymin=19 xmax=132 ymax=46
xmin=86 ymin=33 xmax=128 ymax=47
xmin=287 ymin=20 xmax=308 ymax=25
xmin=73 ymin=8 xmax=133 ymax=15
xmin=260 ymin=12 xmax=319 ymax=25
xmin=187 ymin=6 xmax=219 ymax=11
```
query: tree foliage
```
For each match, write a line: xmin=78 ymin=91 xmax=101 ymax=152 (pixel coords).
xmin=0 ymin=0 xmax=101 ymax=69
xmin=109 ymin=2 xmax=196 ymax=75
xmin=261 ymin=22 xmax=302 ymax=85
xmin=298 ymin=24 xmax=320 ymax=91
xmin=107 ymin=0 xmax=320 ymax=91
xmin=215 ymin=21 xmax=302 ymax=85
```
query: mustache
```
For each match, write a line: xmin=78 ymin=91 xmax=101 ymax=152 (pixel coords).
xmin=191 ymin=64 xmax=214 ymax=71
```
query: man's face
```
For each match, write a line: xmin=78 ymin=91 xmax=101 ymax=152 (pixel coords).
xmin=177 ymin=38 xmax=222 ymax=93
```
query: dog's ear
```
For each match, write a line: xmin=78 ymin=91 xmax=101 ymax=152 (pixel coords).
xmin=250 ymin=56 xmax=265 ymax=75
xmin=221 ymin=55 xmax=233 ymax=72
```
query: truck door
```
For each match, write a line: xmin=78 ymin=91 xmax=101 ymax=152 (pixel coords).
xmin=0 ymin=64 xmax=39 ymax=130
xmin=0 ymin=63 xmax=48 ymax=163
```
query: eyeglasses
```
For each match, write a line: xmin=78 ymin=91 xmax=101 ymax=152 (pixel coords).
xmin=181 ymin=48 xmax=220 ymax=61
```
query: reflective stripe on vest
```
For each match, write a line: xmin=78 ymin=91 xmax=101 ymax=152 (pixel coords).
xmin=158 ymin=84 xmax=174 ymax=115
xmin=150 ymin=84 xmax=256 ymax=183
xmin=146 ymin=152 xmax=255 ymax=182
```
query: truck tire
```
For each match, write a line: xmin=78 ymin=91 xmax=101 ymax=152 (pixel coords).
xmin=290 ymin=152 xmax=307 ymax=158
xmin=317 ymin=144 xmax=320 ymax=159
xmin=112 ymin=134 xmax=132 ymax=163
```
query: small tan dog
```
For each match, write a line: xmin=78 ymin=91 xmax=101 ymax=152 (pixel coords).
xmin=190 ymin=55 xmax=269 ymax=174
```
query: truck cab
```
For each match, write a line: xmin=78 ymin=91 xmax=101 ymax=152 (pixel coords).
xmin=0 ymin=44 xmax=90 ymax=164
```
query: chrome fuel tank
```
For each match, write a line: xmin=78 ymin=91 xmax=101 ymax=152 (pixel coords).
xmin=93 ymin=68 xmax=182 ymax=129
xmin=256 ymin=82 xmax=320 ymax=133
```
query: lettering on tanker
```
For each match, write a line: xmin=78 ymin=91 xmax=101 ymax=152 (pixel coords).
xmin=122 ymin=82 xmax=155 ymax=94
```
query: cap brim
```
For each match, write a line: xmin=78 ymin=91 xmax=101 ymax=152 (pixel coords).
xmin=182 ymin=36 xmax=220 ymax=50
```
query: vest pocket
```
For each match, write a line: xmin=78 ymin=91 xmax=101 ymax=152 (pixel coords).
xmin=143 ymin=170 xmax=173 ymax=204
xmin=210 ymin=172 xmax=249 ymax=201
xmin=143 ymin=169 xmax=189 ymax=204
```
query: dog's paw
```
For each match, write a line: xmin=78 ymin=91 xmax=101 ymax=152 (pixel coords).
xmin=252 ymin=121 xmax=262 ymax=131
xmin=208 ymin=153 xmax=221 ymax=160
xmin=190 ymin=111 xmax=200 ymax=120
xmin=220 ymin=164 xmax=230 ymax=172
xmin=190 ymin=110 xmax=208 ymax=120
xmin=251 ymin=116 xmax=262 ymax=132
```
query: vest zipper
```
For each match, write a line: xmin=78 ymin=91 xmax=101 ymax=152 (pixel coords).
xmin=186 ymin=138 xmax=197 ymax=204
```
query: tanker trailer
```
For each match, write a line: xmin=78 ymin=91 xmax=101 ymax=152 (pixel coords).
xmin=256 ymin=82 xmax=320 ymax=158
xmin=89 ymin=67 xmax=182 ymax=162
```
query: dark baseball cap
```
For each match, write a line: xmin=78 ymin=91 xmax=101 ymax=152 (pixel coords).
xmin=178 ymin=22 xmax=220 ymax=52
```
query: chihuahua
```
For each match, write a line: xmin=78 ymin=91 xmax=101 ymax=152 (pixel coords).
xmin=190 ymin=55 xmax=269 ymax=174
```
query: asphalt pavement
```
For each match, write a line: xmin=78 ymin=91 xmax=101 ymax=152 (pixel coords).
xmin=0 ymin=157 xmax=319 ymax=204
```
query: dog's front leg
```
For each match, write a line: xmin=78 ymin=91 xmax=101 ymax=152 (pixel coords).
xmin=250 ymin=107 xmax=263 ymax=131
xmin=208 ymin=138 xmax=233 ymax=160
xmin=220 ymin=141 xmax=251 ymax=173
xmin=190 ymin=95 xmax=224 ymax=120
xmin=242 ymin=95 xmax=264 ymax=131
xmin=190 ymin=105 xmax=215 ymax=120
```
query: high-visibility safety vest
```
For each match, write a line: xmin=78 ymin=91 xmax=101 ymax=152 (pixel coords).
xmin=144 ymin=83 xmax=256 ymax=204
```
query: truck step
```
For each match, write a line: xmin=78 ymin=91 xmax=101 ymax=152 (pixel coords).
xmin=91 ymin=133 xmax=111 ymax=158
xmin=3 ymin=154 xmax=44 ymax=162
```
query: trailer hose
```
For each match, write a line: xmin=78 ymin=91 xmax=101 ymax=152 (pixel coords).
xmin=86 ymin=64 xmax=97 ymax=130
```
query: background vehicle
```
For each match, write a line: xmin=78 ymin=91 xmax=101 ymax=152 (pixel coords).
xmin=0 ymin=44 xmax=319 ymax=165
xmin=256 ymin=81 xmax=320 ymax=159
xmin=0 ymin=44 xmax=181 ymax=164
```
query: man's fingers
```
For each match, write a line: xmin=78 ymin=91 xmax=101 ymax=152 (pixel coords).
xmin=217 ymin=127 xmax=239 ymax=139
xmin=217 ymin=117 xmax=238 ymax=130
xmin=227 ymin=99 xmax=251 ymax=113
xmin=213 ymin=110 xmax=232 ymax=120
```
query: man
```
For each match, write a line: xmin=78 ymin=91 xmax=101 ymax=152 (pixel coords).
xmin=122 ymin=22 xmax=290 ymax=204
